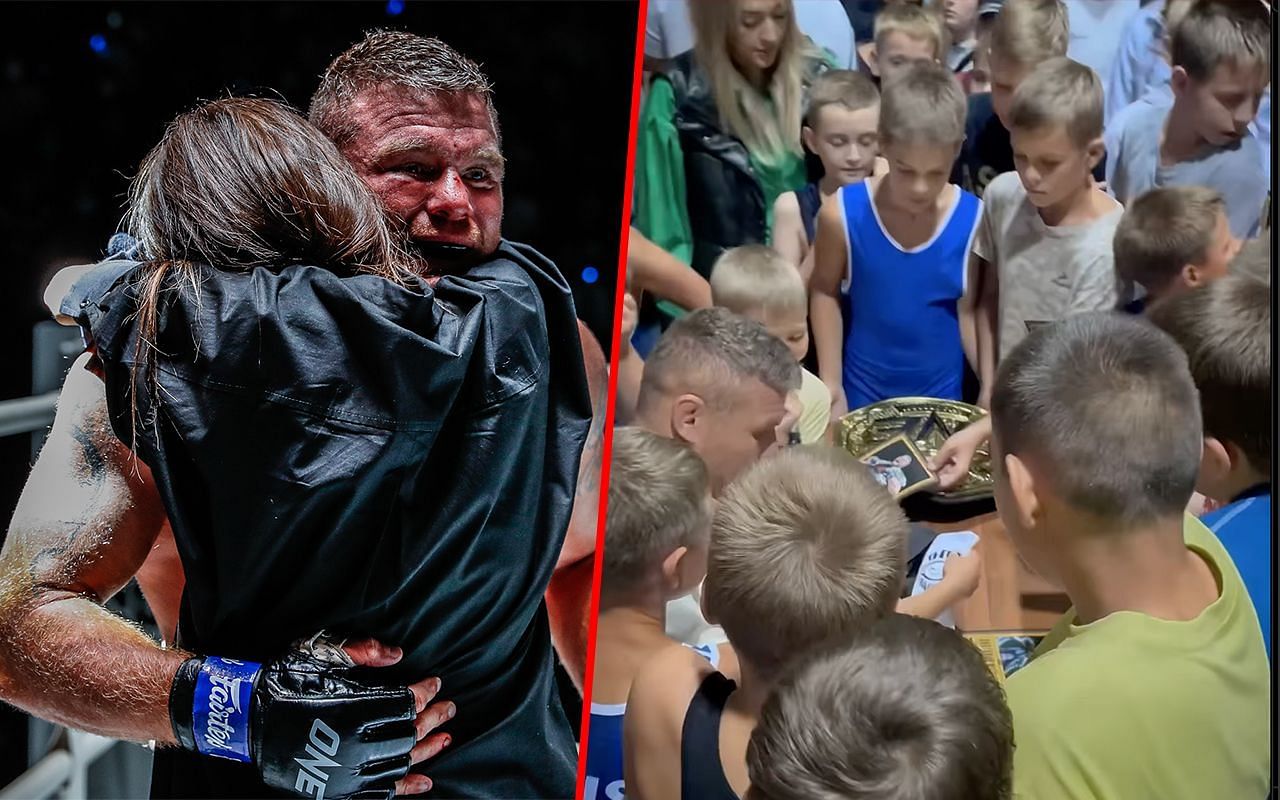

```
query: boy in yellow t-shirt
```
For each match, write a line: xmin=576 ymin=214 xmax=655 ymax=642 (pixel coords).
xmin=988 ymin=312 xmax=1269 ymax=799
xmin=710 ymin=245 xmax=831 ymax=443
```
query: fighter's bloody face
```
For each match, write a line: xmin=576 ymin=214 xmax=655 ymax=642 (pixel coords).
xmin=340 ymin=86 xmax=504 ymax=267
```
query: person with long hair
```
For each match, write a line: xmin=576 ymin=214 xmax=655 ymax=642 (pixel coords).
xmin=1 ymin=96 xmax=591 ymax=799
xmin=633 ymin=0 xmax=830 ymax=280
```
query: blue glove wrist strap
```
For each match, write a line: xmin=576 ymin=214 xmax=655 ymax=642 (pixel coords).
xmin=191 ymin=656 xmax=262 ymax=763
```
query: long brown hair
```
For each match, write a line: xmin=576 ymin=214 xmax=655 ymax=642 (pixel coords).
xmin=124 ymin=97 xmax=415 ymax=442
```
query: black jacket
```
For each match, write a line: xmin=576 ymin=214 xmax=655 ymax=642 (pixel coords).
xmin=68 ymin=241 xmax=589 ymax=799
xmin=662 ymin=51 xmax=826 ymax=277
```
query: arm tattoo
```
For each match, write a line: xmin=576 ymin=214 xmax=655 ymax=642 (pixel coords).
xmin=71 ymin=424 xmax=108 ymax=487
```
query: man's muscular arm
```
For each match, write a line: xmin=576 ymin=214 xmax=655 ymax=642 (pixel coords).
xmin=545 ymin=322 xmax=609 ymax=691
xmin=0 ymin=352 xmax=183 ymax=743
xmin=0 ymin=355 xmax=451 ymax=794
xmin=558 ymin=321 xmax=608 ymax=572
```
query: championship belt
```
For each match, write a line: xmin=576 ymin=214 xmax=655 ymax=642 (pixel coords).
xmin=837 ymin=397 xmax=993 ymax=504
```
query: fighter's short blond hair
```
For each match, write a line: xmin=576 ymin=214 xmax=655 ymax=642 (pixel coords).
xmin=703 ymin=446 xmax=907 ymax=681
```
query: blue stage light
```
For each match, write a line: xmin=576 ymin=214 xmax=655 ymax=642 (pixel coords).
xmin=581 ymin=266 xmax=599 ymax=284
xmin=89 ymin=34 xmax=108 ymax=54
xmin=385 ymin=0 xmax=405 ymax=15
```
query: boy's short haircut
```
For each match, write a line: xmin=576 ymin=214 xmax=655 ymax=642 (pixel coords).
xmin=1230 ymin=236 xmax=1271 ymax=285
xmin=874 ymin=2 xmax=950 ymax=59
xmin=702 ymin=446 xmax=907 ymax=681
xmin=1113 ymin=186 xmax=1226 ymax=292
xmin=1007 ymin=57 xmax=1103 ymax=147
xmin=710 ymin=245 xmax=806 ymax=318
xmin=1147 ymin=276 xmax=1271 ymax=476
xmin=1169 ymin=0 xmax=1270 ymax=83
xmin=879 ymin=61 xmax=967 ymax=145
xmin=746 ymin=615 xmax=1014 ymax=800
xmin=804 ymin=70 xmax=880 ymax=129
xmin=603 ymin=427 xmax=711 ymax=593
xmin=638 ymin=307 xmax=801 ymax=412
xmin=988 ymin=0 xmax=1068 ymax=67
xmin=991 ymin=313 xmax=1203 ymax=526
xmin=1162 ymin=0 xmax=1195 ymax=39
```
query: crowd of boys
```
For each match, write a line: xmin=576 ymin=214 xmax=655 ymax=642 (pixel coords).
xmin=594 ymin=0 xmax=1271 ymax=798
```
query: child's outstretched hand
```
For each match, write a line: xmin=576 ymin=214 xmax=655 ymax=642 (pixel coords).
xmin=942 ymin=549 xmax=983 ymax=600
xmin=929 ymin=417 xmax=992 ymax=491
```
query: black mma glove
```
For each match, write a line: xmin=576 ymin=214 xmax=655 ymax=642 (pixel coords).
xmin=169 ymin=651 xmax=417 ymax=800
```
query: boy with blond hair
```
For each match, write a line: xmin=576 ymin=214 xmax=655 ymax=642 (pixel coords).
xmin=973 ymin=57 xmax=1122 ymax=400
xmin=710 ymin=245 xmax=830 ymax=443
xmin=745 ymin=614 xmax=1014 ymax=800
xmin=1113 ymin=185 xmax=1240 ymax=313
xmin=857 ymin=1 xmax=949 ymax=87
xmin=1148 ymin=276 xmax=1272 ymax=656
xmin=585 ymin=427 xmax=715 ymax=800
xmin=773 ymin=70 xmax=883 ymax=283
xmin=990 ymin=312 xmax=1269 ymax=797
xmin=1107 ymin=0 xmax=1270 ymax=238
xmin=812 ymin=61 xmax=982 ymax=415
xmin=623 ymin=446 xmax=906 ymax=800
xmin=955 ymin=0 xmax=1068 ymax=196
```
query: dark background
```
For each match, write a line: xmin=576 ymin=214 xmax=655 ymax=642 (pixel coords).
xmin=0 ymin=0 xmax=636 ymax=782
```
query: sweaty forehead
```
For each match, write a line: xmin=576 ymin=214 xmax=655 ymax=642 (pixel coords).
xmin=343 ymin=86 xmax=498 ymax=155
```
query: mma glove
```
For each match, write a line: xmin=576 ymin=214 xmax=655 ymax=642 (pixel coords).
xmin=169 ymin=650 xmax=416 ymax=800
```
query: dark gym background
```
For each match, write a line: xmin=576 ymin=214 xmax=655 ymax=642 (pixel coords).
xmin=0 ymin=0 xmax=637 ymax=786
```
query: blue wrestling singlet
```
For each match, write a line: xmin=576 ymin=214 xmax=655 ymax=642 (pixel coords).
xmin=839 ymin=180 xmax=982 ymax=409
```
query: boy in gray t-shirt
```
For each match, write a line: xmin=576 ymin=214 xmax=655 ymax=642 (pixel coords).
xmin=1105 ymin=0 xmax=1269 ymax=239
xmin=973 ymin=58 xmax=1124 ymax=403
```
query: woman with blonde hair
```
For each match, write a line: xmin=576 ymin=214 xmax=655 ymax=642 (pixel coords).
xmin=633 ymin=0 xmax=829 ymax=281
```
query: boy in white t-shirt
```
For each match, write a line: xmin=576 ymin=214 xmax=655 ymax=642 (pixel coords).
xmin=973 ymin=56 xmax=1123 ymax=401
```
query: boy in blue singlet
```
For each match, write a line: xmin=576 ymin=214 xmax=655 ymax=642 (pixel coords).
xmin=623 ymin=446 xmax=906 ymax=800
xmin=584 ymin=427 xmax=715 ymax=800
xmin=811 ymin=61 xmax=982 ymax=416
xmin=772 ymin=70 xmax=883 ymax=286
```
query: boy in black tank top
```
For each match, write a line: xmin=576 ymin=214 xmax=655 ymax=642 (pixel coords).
xmin=772 ymin=70 xmax=885 ymax=374
xmin=623 ymin=447 xmax=907 ymax=800
xmin=745 ymin=614 xmax=1014 ymax=800
xmin=772 ymin=71 xmax=884 ymax=287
